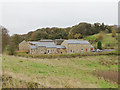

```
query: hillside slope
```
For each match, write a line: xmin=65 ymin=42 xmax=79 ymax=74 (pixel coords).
xmin=85 ymin=33 xmax=118 ymax=49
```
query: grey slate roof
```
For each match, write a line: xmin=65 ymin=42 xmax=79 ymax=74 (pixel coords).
xmin=19 ymin=40 xmax=26 ymax=44
xmin=40 ymin=39 xmax=53 ymax=42
xmin=65 ymin=40 xmax=90 ymax=44
xmin=56 ymin=45 xmax=66 ymax=49
xmin=37 ymin=42 xmax=56 ymax=48
xmin=27 ymin=41 xmax=39 ymax=44
xmin=30 ymin=45 xmax=37 ymax=49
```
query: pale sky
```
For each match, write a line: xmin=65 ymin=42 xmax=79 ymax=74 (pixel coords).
xmin=0 ymin=0 xmax=119 ymax=35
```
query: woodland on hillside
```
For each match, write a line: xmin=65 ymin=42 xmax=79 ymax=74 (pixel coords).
xmin=0 ymin=22 xmax=119 ymax=54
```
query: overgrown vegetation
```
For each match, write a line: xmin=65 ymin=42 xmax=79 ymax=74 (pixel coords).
xmin=2 ymin=55 xmax=118 ymax=88
xmin=93 ymin=71 xmax=118 ymax=84
xmin=16 ymin=51 xmax=118 ymax=59
xmin=2 ymin=74 xmax=42 ymax=88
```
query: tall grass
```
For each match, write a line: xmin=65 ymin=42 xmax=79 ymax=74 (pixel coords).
xmin=16 ymin=51 xmax=118 ymax=59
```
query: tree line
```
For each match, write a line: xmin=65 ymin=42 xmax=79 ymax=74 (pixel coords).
xmin=24 ymin=22 xmax=118 ymax=41
xmin=1 ymin=22 xmax=119 ymax=55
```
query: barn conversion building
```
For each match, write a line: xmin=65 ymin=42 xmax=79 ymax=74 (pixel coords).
xmin=61 ymin=40 xmax=91 ymax=53
xmin=19 ymin=39 xmax=94 ymax=54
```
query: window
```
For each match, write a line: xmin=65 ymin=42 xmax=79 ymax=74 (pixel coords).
xmin=81 ymin=49 xmax=83 ymax=51
xmin=48 ymin=50 xmax=49 ymax=53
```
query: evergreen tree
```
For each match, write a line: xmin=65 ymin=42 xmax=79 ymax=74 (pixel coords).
xmin=97 ymin=41 xmax=102 ymax=50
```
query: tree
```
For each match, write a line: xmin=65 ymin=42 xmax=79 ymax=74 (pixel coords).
xmin=11 ymin=34 xmax=23 ymax=50
xmin=5 ymin=42 xmax=16 ymax=55
xmin=112 ymin=30 xmax=116 ymax=37
xmin=31 ymin=30 xmax=48 ymax=41
xmin=105 ymin=29 xmax=109 ymax=33
xmin=74 ymin=33 xmax=82 ymax=39
xmin=117 ymin=27 xmax=120 ymax=33
xmin=0 ymin=26 xmax=10 ymax=52
xmin=96 ymin=31 xmax=104 ymax=41
xmin=97 ymin=41 xmax=102 ymax=50
xmin=68 ymin=28 xmax=74 ymax=39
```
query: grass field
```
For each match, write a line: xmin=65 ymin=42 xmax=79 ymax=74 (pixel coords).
xmin=2 ymin=55 xmax=118 ymax=88
xmin=85 ymin=33 xmax=118 ymax=49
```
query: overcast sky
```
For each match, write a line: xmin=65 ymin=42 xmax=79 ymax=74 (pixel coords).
xmin=0 ymin=0 xmax=119 ymax=35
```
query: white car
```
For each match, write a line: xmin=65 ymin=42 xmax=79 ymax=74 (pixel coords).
xmin=96 ymin=49 xmax=103 ymax=52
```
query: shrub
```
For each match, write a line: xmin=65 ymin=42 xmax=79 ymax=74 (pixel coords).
xmin=5 ymin=45 xmax=16 ymax=55
xmin=16 ymin=51 xmax=118 ymax=59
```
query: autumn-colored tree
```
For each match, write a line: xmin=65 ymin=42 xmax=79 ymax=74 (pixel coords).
xmin=117 ymin=27 xmax=120 ymax=33
xmin=9 ymin=22 xmax=116 ymax=41
xmin=74 ymin=33 xmax=82 ymax=39
xmin=105 ymin=29 xmax=109 ymax=33
xmin=112 ymin=30 xmax=116 ymax=37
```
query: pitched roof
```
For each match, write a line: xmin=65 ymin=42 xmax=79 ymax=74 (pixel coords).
xmin=27 ymin=41 xmax=39 ymax=44
xmin=40 ymin=39 xmax=53 ymax=42
xmin=64 ymin=40 xmax=90 ymax=44
xmin=37 ymin=42 xmax=56 ymax=48
xmin=56 ymin=45 xmax=66 ymax=49
xmin=19 ymin=40 xmax=26 ymax=45
xmin=30 ymin=46 xmax=37 ymax=49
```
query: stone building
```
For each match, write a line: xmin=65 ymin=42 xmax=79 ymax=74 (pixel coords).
xmin=19 ymin=39 xmax=93 ymax=54
xmin=19 ymin=40 xmax=30 ymax=53
xmin=56 ymin=45 xmax=66 ymax=54
xmin=61 ymin=40 xmax=91 ymax=53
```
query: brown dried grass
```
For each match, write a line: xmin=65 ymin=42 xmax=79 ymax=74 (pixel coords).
xmin=94 ymin=70 xmax=119 ymax=84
